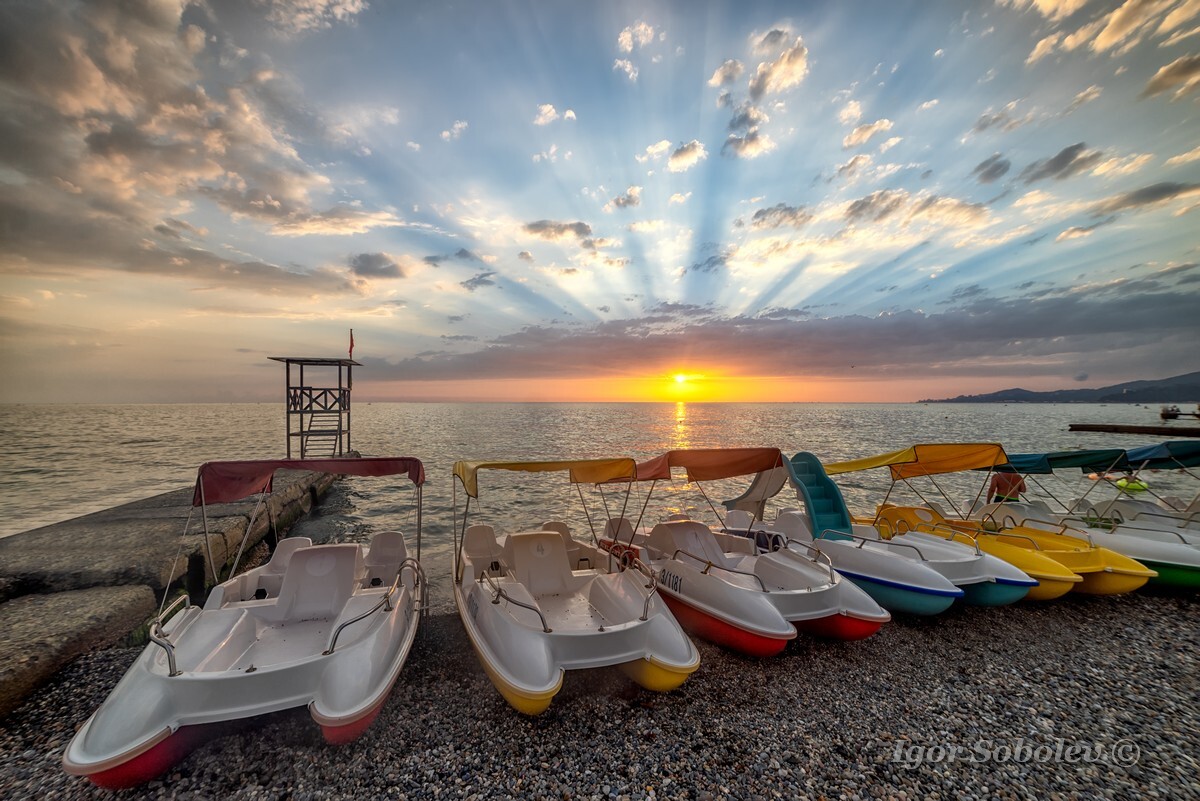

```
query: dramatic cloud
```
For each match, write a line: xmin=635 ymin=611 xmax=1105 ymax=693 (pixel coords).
xmin=1019 ymin=143 xmax=1104 ymax=183
xmin=748 ymin=37 xmax=809 ymax=100
xmin=667 ymin=140 xmax=707 ymax=172
xmin=729 ymin=104 xmax=770 ymax=132
xmin=753 ymin=28 xmax=792 ymax=54
xmin=617 ymin=22 xmax=655 ymax=53
xmin=1091 ymin=182 xmax=1200 ymax=215
xmin=750 ymin=203 xmax=812 ymax=230
xmin=972 ymin=153 xmax=1012 ymax=184
xmin=723 ymin=130 xmax=776 ymax=159
xmin=523 ymin=220 xmax=593 ymax=243
xmin=460 ymin=271 xmax=497 ymax=292
xmin=605 ymin=185 xmax=642 ymax=211
xmin=533 ymin=104 xmax=560 ymax=125
xmin=708 ymin=59 xmax=744 ymax=86
xmin=836 ymin=154 xmax=872 ymax=180
xmin=613 ymin=59 xmax=638 ymax=81
xmin=972 ymin=102 xmax=1033 ymax=134
xmin=1064 ymin=85 xmax=1102 ymax=114
xmin=843 ymin=119 xmax=894 ymax=149
xmin=1141 ymin=55 xmax=1200 ymax=100
xmin=348 ymin=252 xmax=410 ymax=278
xmin=636 ymin=139 xmax=672 ymax=163
xmin=839 ymin=100 xmax=863 ymax=125
xmin=259 ymin=0 xmax=370 ymax=34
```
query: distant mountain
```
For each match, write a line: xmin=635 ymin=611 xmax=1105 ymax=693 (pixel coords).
xmin=920 ymin=371 xmax=1200 ymax=403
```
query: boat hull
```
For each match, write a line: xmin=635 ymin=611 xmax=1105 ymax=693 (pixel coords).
xmin=959 ymin=579 xmax=1032 ymax=607
xmin=838 ymin=572 xmax=959 ymax=616
xmin=660 ymin=593 xmax=791 ymax=657
xmin=793 ymin=611 xmax=884 ymax=641
xmin=1141 ymin=560 xmax=1200 ymax=589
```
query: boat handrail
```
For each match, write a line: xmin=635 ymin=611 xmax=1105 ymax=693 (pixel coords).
xmin=778 ymin=538 xmax=838 ymax=584
xmin=671 ymin=548 xmax=768 ymax=592
xmin=623 ymin=556 xmax=659 ymax=621
xmin=479 ymin=571 xmax=552 ymax=633
xmin=148 ymin=594 xmax=192 ymax=677
xmin=1107 ymin=519 xmax=1195 ymax=544
xmin=326 ymin=557 xmax=425 ymax=655
xmin=1127 ymin=508 xmax=1200 ymax=529
xmin=989 ymin=529 xmax=1044 ymax=550
xmin=819 ymin=528 xmax=932 ymax=561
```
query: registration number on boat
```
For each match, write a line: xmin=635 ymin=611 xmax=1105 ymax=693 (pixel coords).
xmin=659 ymin=569 xmax=683 ymax=593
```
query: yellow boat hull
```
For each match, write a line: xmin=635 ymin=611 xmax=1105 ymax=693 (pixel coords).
xmin=957 ymin=534 xmax=1082 ymax=601
xmin=619 ymin=652 xmax=700 ymax=693
xmin=992 ymin=528 xmax=1156 ymax=596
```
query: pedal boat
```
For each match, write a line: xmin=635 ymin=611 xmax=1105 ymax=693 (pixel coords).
xmin=603 ymin=448 xmax=890 ymax=655
xmin=452 ymin=459 xmax=699 ymax=715
xmin=63 ymin=457 xmax=427 ymax=789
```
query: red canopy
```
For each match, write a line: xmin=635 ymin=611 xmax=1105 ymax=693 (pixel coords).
xmin=192 ymin=457 xmax=425 ymax=506
xmin=633 ymin=448 xmax=785 ymax=482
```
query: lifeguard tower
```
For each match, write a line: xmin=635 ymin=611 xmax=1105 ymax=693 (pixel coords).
xmin=268 ymin=356 xmax=360 ymax=458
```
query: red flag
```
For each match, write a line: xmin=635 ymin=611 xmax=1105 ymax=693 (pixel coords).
xmin=349 ymin=329 xmax=354 ymax=359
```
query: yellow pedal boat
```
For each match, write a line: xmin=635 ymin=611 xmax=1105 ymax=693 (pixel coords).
xmin=874 ymin=504 xmax=1155 ymax=597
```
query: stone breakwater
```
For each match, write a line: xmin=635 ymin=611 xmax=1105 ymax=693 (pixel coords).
xmin=2 ymin=593 xmax=1195 ymax=800
xmin=0 ymin=470 xmax=335 ymax=717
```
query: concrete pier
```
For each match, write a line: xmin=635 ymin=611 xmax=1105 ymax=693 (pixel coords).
xmin=0 ymin=469 xmax=335 ymax=717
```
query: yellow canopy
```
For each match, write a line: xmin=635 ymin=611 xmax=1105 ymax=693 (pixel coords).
xmin=824 ymin=443 xmax=1008 ymax=480
xmin=453 ymin=458 xmax=637 ymax=498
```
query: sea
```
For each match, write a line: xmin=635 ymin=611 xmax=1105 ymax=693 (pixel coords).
xmin=1 ymin=402 xmax=1193 ymax=602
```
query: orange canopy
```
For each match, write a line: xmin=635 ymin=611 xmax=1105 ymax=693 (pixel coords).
xmin=633 ymin=448 xmax=786 ymax=482
xmin=824 ymin=443 xmax=1008 ymax=480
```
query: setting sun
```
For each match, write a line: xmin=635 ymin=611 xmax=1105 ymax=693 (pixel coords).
xmin=674 ymin=374 xmax=688 ymax=384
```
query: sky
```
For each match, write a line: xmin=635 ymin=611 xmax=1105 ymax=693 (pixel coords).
xmin=1 ymin=0 xmax=1198 ymax=404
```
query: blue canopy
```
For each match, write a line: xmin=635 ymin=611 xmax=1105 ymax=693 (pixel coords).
xmin=1123 ymin=441 xmax=1200 ymax=470
xmin=1001 ymin=448 xmax=1129 ymax=475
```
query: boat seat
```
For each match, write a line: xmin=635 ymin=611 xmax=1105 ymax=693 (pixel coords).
xmin=271 ymin=544 xmax=363 ymax=623
xmin=604 ymin=517 xmax=635 ymax=541
xmin=724 ymin=509 xmax=754 ymax=531
xmin=650 ymin=520 xmax=734 ymax=570
xmin=540 ymin=521 xmax=589 ymax=570
xmin=506 ymin=531 xmax=575 ymax=598
xmin=463 ymin=524 xmax=503 ymax=579
xmin=256 ymin=537 xmax=314 ymax=597
xmin=364 ymin=530 xmax=408 ymax=586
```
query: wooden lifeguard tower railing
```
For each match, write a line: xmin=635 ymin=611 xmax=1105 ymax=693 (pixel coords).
xmin=268 ymin=356 xmax=360 ymax=458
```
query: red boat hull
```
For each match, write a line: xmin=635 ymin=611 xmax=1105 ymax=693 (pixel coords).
xmin=794 ymin=612 xmax=884 ymax=641
xmin=661 ymin=595 xmax=791 ymax=657
xmin=82 ymin=724 xmax=212 ymax=790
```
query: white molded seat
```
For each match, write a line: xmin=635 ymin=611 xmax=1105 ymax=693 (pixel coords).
xmin=366 ymin=530 xmax=408 ymax=566
xmin=604 ymin=517 xmax=635 ymax=541
xmin=463 ymin=524 xmax=502 ymax=579
xmin=273 ymin=544 xmax=363 ymax=623
xmin=506 ymin=532 xmax=574 ymax=598
xmin=724 ymin=509 xmax=754 ymax=530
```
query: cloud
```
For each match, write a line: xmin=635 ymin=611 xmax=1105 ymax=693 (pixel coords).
xmin=1166 ymin=146 xmax=1200 ymax=167
xmin=1091 ymin=182 xmax=1200 ymax=215
xmin=1064 ymin=84 xmax=1102 ymax=114
xmin=667 ymin=140 xmax=707 ymax=172
xmin=270 ymin=207 xmax=406 ymax=236
xmin=517 ymin=250 xmax=534 ymax=262
xmin=440 ymin=120 xmax=468 ymax=140
xmin=723 ymin=130 xmax=776 ymax=159
xmin=617 ymin=22 xmax=655 ymax=53
xmin=708 ymin=59 xmax=744 ymax=86
xmin=1055 ymin=217 xmax=1115 ymax=242
xmin=748 ymin=37 xmax=809 ymax=100
xmin=636 ymin=139 xmax=672 ymax=163
xmin=836 ymin=154 xmax=872 ymax=180
xmin=972 ymin=102 xmax=1033 ymax=133
xmin=604 ymin=185 xmax=642 ymax=211
xmin=728 ymin=104 xmax=770 ymax=132
xmin=670 ymin=192 xmax=692 ymax=205
xmin=460 ymin=271 xmax=497 ymax=292
xmin=972 ymin=153 xmax=1012 ymax=184
xmin=845 ymin=189 xmax=908 ymax=223
xmin=997 ymin=0 xmax=1089 ymax=21
xmin=842 ymin=119 xmax=894 ymax=149
xmin=259 ymin=0 xmax=369 ymax=34
xmin=1141 ymin=55 xmax=1200 ymax=100
xmin=523 ymin=219 xmax=593 ymax=243
xmin=348 ymin=252 xmax=411 ymax=278
xmin=613 ymin=59 xmax=638 ymax=81
xmin=752 ymin=28 xmax=792 ymax=54
xmin=1019 ymin=143 xmax=1104 ymax=183
xmin=533 ymin=104 xmax=559 ymax=125
xmin=839 ymin=100 xmax=863 ymax=125
xmin=750 ymin=203 xmax=812 ymax=230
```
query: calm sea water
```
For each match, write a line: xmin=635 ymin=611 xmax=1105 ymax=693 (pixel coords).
xmin=1 ymin=402 xmax=1191 ymax=601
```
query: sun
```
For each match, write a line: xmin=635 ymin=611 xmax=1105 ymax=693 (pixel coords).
xmin=673 ymin=373 xmax=688 ymax=385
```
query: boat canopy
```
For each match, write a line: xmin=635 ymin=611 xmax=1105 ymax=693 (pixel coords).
xmin=193 ymin=457 xmax=426 ymax=506
xmin=1124 ymin=441 xmax=1200 ymax=470
xmin=824 ymin=443 xmax=1008 ymax=479
xmin=453 ymin=458 xmax=636 ymax=499
xmin=633 ymin=448 xmax=785 ymax=482
xmin=1000 ymin=448 xmax=1128 ymax=475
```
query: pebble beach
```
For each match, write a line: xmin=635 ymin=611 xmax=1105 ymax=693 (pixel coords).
xmin=2 ymin=591 xmax=1196 ymax=801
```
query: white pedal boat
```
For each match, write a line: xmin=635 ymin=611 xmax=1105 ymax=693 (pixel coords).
xmin=615 ymin=514 xmax=890 ymax=657
xmin=452 ymin=459 xmax=699 ymax=715
xmin=63 ymin=457 xmax=427 ymax=789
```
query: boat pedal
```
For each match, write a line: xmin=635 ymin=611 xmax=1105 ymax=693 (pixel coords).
xmin=254 ymin=588 xmax=268 ymax=600
xmin=489 ymin=560 xmax=501 ymax=574
xmin=371 ymin=577 xmax=382 ymax=587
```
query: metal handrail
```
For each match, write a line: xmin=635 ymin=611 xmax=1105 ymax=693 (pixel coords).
xmin=149 ymin=594 xmax=192 ymax=677
xmin=480 ymin=571 xmax=552 ymax=633
xmin=1103 ymin=519 xmax=1195 ymax=544
xmin=817 ymin=527 xmax=932 ymax=561
xmin=776 ymin=538 xmax=837 ymax=584
xmin=623 ymin=556 xmax=659 ymax=621
xmin=325 ymin=557 xmax=424 ymax=655
xmin=671 ymin=548 xmax=768 ymax=592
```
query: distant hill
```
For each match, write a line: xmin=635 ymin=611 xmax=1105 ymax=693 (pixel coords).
xmin=920 ymin=371 xmax=1200 ymax=403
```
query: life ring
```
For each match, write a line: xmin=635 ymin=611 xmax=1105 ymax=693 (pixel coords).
xmin=1115 ymin=476 xmax=1148 ymax=493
